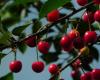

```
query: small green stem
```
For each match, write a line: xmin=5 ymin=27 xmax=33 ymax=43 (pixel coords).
xmin=14 ymin=51 xmax=17 ymax=60
xmin=36 ymin=36 xmax=39 ymax=61
xmin=80 ymin=65 xmax=85 ymax=73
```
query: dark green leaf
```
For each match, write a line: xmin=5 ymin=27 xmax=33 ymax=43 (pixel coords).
xmin=0 ymin=73 xmax=13 ymax=80
xmin=41 ymin=52 xmax=59 ymax=64
xmin=0 ymin=32 xmax=12 ymax=44
xmin=18 ymin=42 xmax=27 ymax=53
xmin=14 ymin=0 xmax=37 ymax=5
xmin=12 ymin=22 xmax=31 ymax=36
xmin=39 ymin=0 xmax=70 ymax=19
xmin=82 ymin=64 xmax=92 ymax=71
xmin=32 ymin=19 xmax=42 ymax=33
xmin=89 ymin=46 xmax=99 ymax=61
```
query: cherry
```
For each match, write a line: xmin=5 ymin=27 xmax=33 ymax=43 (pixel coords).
xmin=73 ymin=37 xmax=84 ymax=49
xmin=68 ymin=29 xmax=80 ymax=40
xmin=84 ymin=31 xmax=97 ymax=44
xmin=24 ymin=36 xmax=36 ymax=47
xmin=72 ymin=59 xmax=81 ymax=70
xmin=9 ymin=60 xmax=22 ymax=73
xmin=80 ymin=72 xmax=92 ymax=80
xmin=47 ymin=10 xmax=60 ymax=22
xmin=71 ymin=70 xmax=79 ymax=78
xmin=94 ymin=10 xmax=100 ymax=22
xmin=76 ymin=0 xmax=88 ymax=6
xmin=37 ymin=41 xmax=50 ymax=54
xmin=82 ymin=12 xmax=94 ymax=23
xmin=91 ymin=69 xmax=100 ymax=80
xmin=60 ymin=35 xmax=73 ymax=51
xmin=94 ymin=0 xmax=100 ymax=4
xmin=32 ymin=61 xmax=44 ymax=73
xmin=48 ymin=64 xmax=58 ymax=74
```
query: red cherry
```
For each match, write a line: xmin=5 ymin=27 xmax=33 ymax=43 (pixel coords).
xmin=72 ymin=59 xmax=81 ymax=70
xmin=82 ymin=12 xmax=94 ymax=23
xmin=80 ymin=72 xmax=92 ymax=80
xmin=32 ymin=61 xmax=44 ymax=73
xmin=94 ymin=0 xmax=100 ymax=4
xmin=37 ymin=41 xmax=50 ymax=54
xmin=9 ymin=60 xmax=22 ymax=73
xmin=94 ymin=10 xmax=100 ymax=22
xmin=76 ymin=0 xmax=88 ymax=6
xmin=73 ymin=37 xmax=84 ymax=49
xmin=48 ymin=64 xmax=58 ymax=74
xmin=60 ymin=35 xmax=73 ymax=51
xmin=71 ymin=70 xmax=79 ymax=78
xmin=68 ymin=29 xmax=80 ymax=40
xmin=24 ymin=36 xmax=36 ymax=47
xmin=84 ymin=31 xmax=97 ymax=44
xmin=47 ymin=10 xmax=60 ymax=22
xmin=91 ymin=69 xmax=100 ymax=80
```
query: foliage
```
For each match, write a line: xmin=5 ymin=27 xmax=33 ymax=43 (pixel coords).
xmin=0 ymin=0 xmax=100 ymax=80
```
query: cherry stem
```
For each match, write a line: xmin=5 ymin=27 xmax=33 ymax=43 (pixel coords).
xmin=80 ymin=65 xmax=85 ymax=73
xmin=14 ymin=51 xmax=17 ymax=61
xmin=36 ymin=36 xmax=39 ymax=61
xmin=87 ymin=10 xmax=91 ymax=31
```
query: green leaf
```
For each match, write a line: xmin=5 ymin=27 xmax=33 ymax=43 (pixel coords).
xmin=18 ymin=42 xmax=27 ymax=53
xmin=0 ymin=73 xmax=13 ymax=80
xmin=0 ymin=32 xmax=12 ymax=44
xmin=14 ymin=0 xmax=38 ymax=5
xmin=92 ymin=22 xmax=100 ymax=30
xmin=12 ymin=22 xmax=31 ymax=36
xmin=41 ymin=52 xmax=58 ymax=64
xmin=89 ymin=46 xmax=99 ymax=61
xmin=39 ymin=0 xmax=70 ymax=19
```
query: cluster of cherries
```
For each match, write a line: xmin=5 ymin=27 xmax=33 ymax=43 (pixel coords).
xmin=9 ymin=0 xmax=100 ymax=80
xmin=71 ymin=59 xmax=100 ymax=80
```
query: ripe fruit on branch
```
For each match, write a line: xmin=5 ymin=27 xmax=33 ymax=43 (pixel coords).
xmin=60 ymin=35 xmax=73 ymax=51
xmin=80 ymin=72 xmax=91 ymax=80
xmin=82 ymin=12 xmax=94 ymax=23
xmin=32 ymin=61 xmax=44 ymax=73
xmin=71 ymin=70 xmax=79 ymax=78
xmin=94 ymin=0 xmax=100 ymax=4
xmin=76 ymin=0 xmax=88 ymax=6
xmin=9 ymin=60 xmax=22 ymax=73
xmin=47 ymin=10 xmax=60 ymax=22
xmin=91 ymin=69 xmax=100 ymax=80
xmin=68 ymin=29 xmax=80 ymax=40
xmin=84 ymin=31 xmax=97 ymax=44
xmin=94 ymin=10 xmax=100 ymax=22
xmin=37 ymin=41 xmax=50 ymax=54
xmin=24 ymin=36 xmax=36 ymax=47
xmin=73 ymin=37 xmax=84 ymax=49
xmin=72 ymin=59 xmax=81 ymax=70
xmin=48 ymin=64 xmax=58 ymax=74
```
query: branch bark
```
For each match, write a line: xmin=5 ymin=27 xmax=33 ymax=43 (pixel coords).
xmin=0 ymin=1 xmax=94 ymax=51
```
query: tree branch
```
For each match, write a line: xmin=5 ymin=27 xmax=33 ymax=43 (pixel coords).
xmin=49 ymin=53 xmax=82 ymax=80
xmin=0 ymin=1 xmax=94 ymax=51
